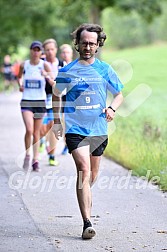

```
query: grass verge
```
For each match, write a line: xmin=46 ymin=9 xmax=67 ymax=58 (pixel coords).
xmin=102 ymin=43 xmax=167 ymax=191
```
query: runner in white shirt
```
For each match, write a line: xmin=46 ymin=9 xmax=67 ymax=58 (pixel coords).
xmin=40 ymin=38 xmax=64 ymax=166
xmin=18 ymin=41 xmax=54 ymax=171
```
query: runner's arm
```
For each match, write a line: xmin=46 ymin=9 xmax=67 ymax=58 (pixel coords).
xmin=42 ymin=62 xmax=55 ymax=86
xmin=52 ymin=86 xmax=63 ymax=139
xmin=17 ymin=62 xmax=24 ymax=91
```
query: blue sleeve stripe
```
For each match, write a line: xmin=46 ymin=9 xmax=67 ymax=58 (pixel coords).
xmin=59 ymin=59 xmax=79 ymax=72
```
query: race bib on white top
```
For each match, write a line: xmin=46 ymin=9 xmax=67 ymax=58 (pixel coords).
xmin=25 ymin=80 xmax=41 ymax=89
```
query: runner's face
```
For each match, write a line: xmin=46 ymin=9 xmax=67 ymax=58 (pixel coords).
xmin=78 ymin=30 xmax=99 ymax=61
xmin=61 ymin=48 xmax=73 ymax=64
xmin=44 ymin=42 xmax=57 ymax=61
xmin=30 ymin=47 xmax=42 ymax=59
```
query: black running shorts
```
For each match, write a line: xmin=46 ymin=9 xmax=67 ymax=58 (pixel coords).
xmin=21 ymin=100 xmax=46 ymax=119
xmin=65 ymin=133 xmax=108 ymax=156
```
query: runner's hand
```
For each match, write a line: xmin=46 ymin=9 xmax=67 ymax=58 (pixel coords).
xmin=19 ymin=86 xmax=24 ymax=92
xmin=104 ymin=107 xmax=115 ymax=122
xmin=52 ymin=121 xmax=63 ymax=140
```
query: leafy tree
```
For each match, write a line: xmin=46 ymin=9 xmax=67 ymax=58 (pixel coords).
xmin=102 ymin=1 xmax=167 ymax=49
xmin=0 ymin=0 xmax=164 ymax=60
xmin=0 ymin=0 xmax=66 ymax=57
xmin=115 ymin=0 xmax=162 ymax=22
xmin=60 ymin=0 xmax=162 ymax=23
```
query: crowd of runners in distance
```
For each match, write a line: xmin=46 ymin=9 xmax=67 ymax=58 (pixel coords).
xmin=0 ymin=40 xmax=73 ymax=171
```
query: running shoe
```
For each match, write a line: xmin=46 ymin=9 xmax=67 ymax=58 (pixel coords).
xmin=23 ymin=155 xmax=30 ymax=170
xmin=49 ymin=156 xmax=59 ymax=166
xmin=82 ymin=219 xmax=96 ymax=239
xmin=32 ymin=160 xmax=40 ymax=172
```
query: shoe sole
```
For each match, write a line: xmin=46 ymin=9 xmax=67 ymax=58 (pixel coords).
xmin=49 ymin=160 xmax=59 ymax=166
xmin=82 ymin=227 xmax=96 ymax=239
xmin=49 ymin=162 xmax=59 ymax=166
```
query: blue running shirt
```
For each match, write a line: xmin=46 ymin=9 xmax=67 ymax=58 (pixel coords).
xmin=56 ymin=58 xmax=123 ymax=136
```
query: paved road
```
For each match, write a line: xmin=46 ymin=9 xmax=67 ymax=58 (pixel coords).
xmin=0 ymin=91 xmax=167 ymax=252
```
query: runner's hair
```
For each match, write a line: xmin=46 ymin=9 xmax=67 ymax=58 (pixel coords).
xmin=71 ymin=23 xmax=106 ymax=47
xmin=43 ymin=38 xmax=58 ymax=48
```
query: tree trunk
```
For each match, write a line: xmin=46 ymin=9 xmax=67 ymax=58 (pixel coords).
xmin=89 ymin=5 xmax=101 ymax=24
xmin=89 ymin=5 xmax=102 ymax=59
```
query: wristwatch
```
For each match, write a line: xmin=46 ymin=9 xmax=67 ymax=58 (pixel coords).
xmin=108 ymin=106 xmax=116 ymax=112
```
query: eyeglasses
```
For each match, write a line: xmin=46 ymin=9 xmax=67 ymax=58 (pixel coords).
xmin=79 ymin=41 xmax=97 ymax=48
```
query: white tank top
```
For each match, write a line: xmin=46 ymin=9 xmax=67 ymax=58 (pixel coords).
xmin=22 ymin=59 xmax=46 ymax=100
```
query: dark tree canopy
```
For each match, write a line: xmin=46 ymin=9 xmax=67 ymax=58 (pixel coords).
xmin=0 ymin=0 xmax=163 ymax=58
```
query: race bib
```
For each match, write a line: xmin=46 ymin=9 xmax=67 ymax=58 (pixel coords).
xmin=75 ymin=90 xmax=100 ymax=110
xmin=25 ymin=80 xmax=41 ymax=89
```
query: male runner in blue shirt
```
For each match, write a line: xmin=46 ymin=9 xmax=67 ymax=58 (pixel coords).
xmin=52 ymin=23 xmax=124 ymax=239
